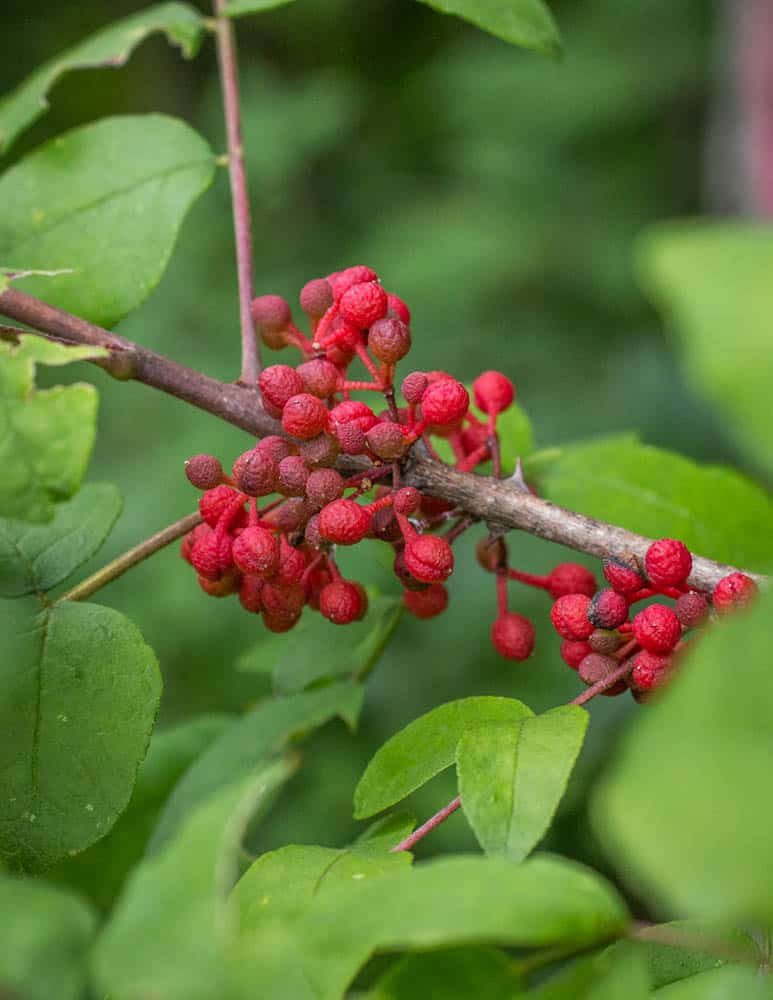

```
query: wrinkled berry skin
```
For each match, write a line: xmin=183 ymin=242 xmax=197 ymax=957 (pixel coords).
xmin=305 ymin=469 xmax=345 ymax=510
xmin=297 ymin=358 xmax=340 ymax=398
xmin=277 ymin=455 xmax=309 ymax=496
xmin=603 ymin=556 xmax=644 ymax=595
xmin=281 ymin=393 xmax=329 ymax=440
xmin=318 ymin=499 xmax=371 ymax=545
xmin=491 ymin=613 xmax=535 ymax=661
xmin=392 ymin=487 xmax=421 ymax=515
xmin=675 ymin=591 xmax=710 ymax=628
xmin=630 ymin=650 xmax=672 ymax=693
xmin=404 ymin=534 xmax=455 ymax=583
xmin=578 ymin=653 xmax=627 ymax=696
xmin=299 ymin=278 xmax=334 ymax=318
xmin=587 ymin=588 xmax=629 ymax=630
xmin=589 ymin=629 xmax=623 ymax=655
xmin=560 ymin=639 xmax=592 ymax=670
xmin=368 ymin=318 xmax=411 ymax=364
xmin=319 ymin=580 xmax=368 ymax=624
xmin=403 ymin=583 xmax=449 ymax=619
xmin=550 ymin=594 xmax=594 ymax=641
xmin=259 ymin=365 xmax=304 ymax=416
xmin=366 ymin=422 xmax=406 ymax=459
xmin=420 ymin=379 xmax=469 ymax=428
xmin=232 ymin=526 xmax=280 ymax=577
xmin=339 ymin=281 xmax=388 ymax=328
xmin=232 ymin=448 xmax=278 ymax=497
xmin=632 ymin=604 xmax=682 ymax=654
xmin=713 ymin=572 xmax=758 ymax=615
xmin=645 ymin=538 xmax=692 ymax=589
xmin=329 ymin=400 xmax=378 ymax=434
xmin=199 ymin=486 xmax=243 ymax=528
xmin=185 ymin=454 xmax=223 ymax=490
xmin=547 ymin=563 xmax=597 ymax=599
xmin=472 ymin=371 xmax=514 ymax=416
xmin=401 ymin=371 xmax=428 ymax=404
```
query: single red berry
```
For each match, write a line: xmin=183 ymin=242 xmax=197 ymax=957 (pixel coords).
xmin=675 ymin=591 xmax=710 ymax=628
xmin=329 ymin=400 xmax=378 ymax=434
xmin=368 ymin=318 xmax=411 ymax=364
xmin=297 ymin=358 xmax=340 ymax=398
xmin=403 ymin=583 xmax=448 ymax=619
xmin=299 ymin=278 xmax=334 ymax=318
xmin=335 ymin=421 xmax=367 ymax=455
xmin=713 ymin=572 xmax=758 ymax=615
xmin=277 ymin=455 xmax=309 ymax=496
xmin=578 ymin=653 xmax=626 ymax=695
xmin=318 ymin=498 xmax=371 ymax=545
xmin=258 ymin=365 xmax=304 ymax=417
xmin=256 ymin=436 xmax=294 ymax=464
xmin=369 ymin=506 xmax=401 ymax=542
xmin=180 ymin=523 xmax=211 ymax=565
xmin=232 ymin=526 xmax=280 ymax=577
xmin=392 ymin=487 xmax=421 ymax=516
xmin=232 ymin=448 xmax=279 ymax=497
xmin=491 ymin=612 xmax=535 ymax=661
xmin=339 ymin=281 xmax=388 ymax=328
xmin=401 ymin=371 xmax=428 ymax=405
xmin=239 ymin=575 xmax=264 ymax=613
xmin=261 ymin=581 xmax=306 ymax=619
xmin=199 ymin=486 xmax=243 ymax=528
xmin=319 ymin=579 xmax=368 ymax=624
xmin=420 ymin=379 xmax=469 ymax=427
xmin=281 ymin=393 xmax=329 ymax=440
xmin=264 ymin=498 xmax=312 ymax=533
xmin=198 ymin=572 xmax=240 ymax=598
xmin=262 ymin=610 xmax=301 ymax=633
xmin=645 ymin=538 xmax=692 ymax=589
xmin=365 ymin=422 xmax=406 ymax=460
xmin=328 ymin=265 xmax=378 ymax=300
xmin=551 ymin=594 xmax=594 ymax=641
xmin=185 ymin=454 xmax=223 ymax=490
xmin=587 ymin=588 xmax=629 ymax=630
xmin=404 ymin=534 xmax=454 ymax=583
xmin=630 ymin=650 xmax=673 ymax=693
xmin=589 ymin=629 xmax=623 ymax=655
xmin=547 ymin=563 xmax=597 ymax=599
xmin=251 ymin=295 xmax=292 ymax=333
xmin=298 ymin=433 xmax=340 ymax=469
xmin=276 ymin=538 xmax=307 ymax=586
xmin=393 ymin=548 xmax=428 ymax=591
xmin=305 ymin=468 xmax=345 ymax=510
xmin=386 ymin=292 xmax=411 ymax=324
xmin=303 ymin=513 xmax=325 ymax=550
xmin=632 ymin=604 xmax=682 ymax=654
xmin=325 ymin=315 xmax=361 ymax=353
xmin=472 ymin=371 xmax=515 ymax=416
xmin=603 ymin=556 xmax=645 ymax=595
xmin=560 ymin=639 xmax=592 ymax=670
xmin=475 ymin=536 xmax=508 ymax=573
xmin=191 ymin=531 xmax=233 ymax=581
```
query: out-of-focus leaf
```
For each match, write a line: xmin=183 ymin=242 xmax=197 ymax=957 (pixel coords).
xmin=0 ymin=266 xmax=73 ymax=293
xmin=530 ymin=948 xmax=649 ymax=999
xmin=0 ymin=3 xmax=206 ymax=154
xmin=415 ymin=0 xmax=561 ymax=57
xmin=362 ymin=947 xmax=523 ymax=999
xmin=223 ymin=0 xmax=297 ymax=16
xmin=0 ymin=116 xmax=216 ymax=327
xmin=652 ymin=965 xmax=773 ymax=999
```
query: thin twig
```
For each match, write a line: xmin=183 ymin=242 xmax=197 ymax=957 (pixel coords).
xmin=390 ymin=797 xmax=462 ymax=853
xmin=59 ymin=512 xmax=202 ymax=604
xmin=571 ymin=658 xmax=634 ymax=706
xmin=213 ymin=0 xmax=260 ymax=384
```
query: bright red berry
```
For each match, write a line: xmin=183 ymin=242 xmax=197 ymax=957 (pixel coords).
xmin=180 ymin=523 xmax=211 ymax=565
xmin=675 ymin=591 xmax=710 ymax=628
xmin=547 ymin=563 xmax=597 ymax=599
xmin=199 ymin=486 xmax=243 ymax=528
xmin=550 ymin=594 xmax=594 ymax=641
xmin=645 ymin=538 xmax=692 ymax=589
xmin=281 ymin=393 xmax=329 ymax=440
xmin=185 ymin=454 xmax=223 ymax=490
xmin=339 ymin=281 xmax=388 ymax=328
xmin=299 ymin=278 xmax=334 ymax=318
xmin=386 ymin=292 xmax=411 ymax=324
xmin=630 ymin=650 xmax=673 ymax=693
xmin=491 ymin=612 xmax=535 ymax=661
xmin=392 ymin=487 xmax=421 ymax=515
xmin=318 ymin=499 xmax=371 ymax=545
xmin=404 ymin=534 xmax=454 ymax=583
xmin=276 ymin=538 xmax=307 ymax=585
xmin=587 ymin=588 xmax=629 ymax=630
xmin=632 ymin=604 xmax=682 ymax=654
xmin=319 ymin=580 xmax=368 ymax=624
xmin=420 ymin=378 xmax=469 ymax=427
xmin=472 ymin=371 xmax=515 ymax=416
xmin=232 ymin=526 xmax=280 ymax=577
xmin=329 ymin=400 xmax=378 ymax=434
xmin=713 ymin=572 xmax=758 ymax=615
xmin=403 ymin=583 xmax=448 ymax=619
xmin=603 ymin=556 xmax=645 ymax=595
xmin=560 ymin=639 xmax=592 ymax=669
xmin=258 ymin=365 xmax=304 ymax=417
xmin=239 ymin=575 xmax=264 ymax=613
xmin=368 ymin=318 xmax=411 ymax=364
xmin=328 ymin=265 xmax=378 ymax=300
xmin=191 ymin=531 xmax=233 ymax=581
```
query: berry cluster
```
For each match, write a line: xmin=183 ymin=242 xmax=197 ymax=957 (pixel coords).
xmin=181 ymin=265 xmax=517 ymax=638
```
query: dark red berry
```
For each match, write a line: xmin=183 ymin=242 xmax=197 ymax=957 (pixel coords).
xmin=335 ymin=421 xmax=367 ymax=455
xmin=472 ymin=371 xmax=514 ymax=416
xmin=644 ymin=538 xmax=692 ymax=589
xmin=365 ymin=422 xmax=406 ymax=460
xmin=318 ymin=499 xmax=371 ymax=545
xmin=319 ymin=580 xmax=368 ymax=624
xmin=329 ymin=400 xmax=378 ymax=434
xmin=239 ymin=575 xmax=264 ymax=613
xmin=550 ymin=594 xmax=594 ymax=641
xmin=299 ymin=278 xmax=334 ymax=318
xmin=251 ymin=295 xmax=291 ymax=333
xmin=276 ymin=538 xmax=306 ymax=585
xmin=265 ymin=498 xmax=312 ymax=533
xmin=277 ymin=455 xmax=309 ymax=496
xmin=632 ymin=604 xmax=682 ymax=654
xmin=713 ymin=572 xmax=758 ymax=615
xmin=297 ymin=358 xmax=340 ymax=398
xmin=305 ymin=469 xmax=345 ymax=510
xmin=282 ymin=393 xmax=329 ymax=440
xmin=198 ymin=572 xmax=240 ymax=598
xmin=232 ymin=448 xmax=278 ymax=497
xmin=401 ymin=371 xmax=428 ymax=405
xmin=368 ymin=318 xmax=411 ymax=364
xmin=256 ymin=435 xmax=294 ymax=464
xmin=262 ymin=610 xmax=301 ymax=633
xmin=578 ymin=653 xmax=626 ymax=695
xmin=547 ymin=563 xmax=597 ymax=599
xmin=185 ymin=454 xmax=223 ymax=490
xmin=393 ymin=548 xmax=429 ymax=591
xmin=603 ymin=556 xmax=645 ymax=595
xmin=475 ymin=536 xmax=508 ymax=573
xmin=589 ymin=629 xmax=623 ymax=655
xmin=403 ymin=583 xmax=448 ymax=619
xmin=491 ymin=613 xmax=535 ymax=661
xmin=298 ymin=433 xmax=340 ymax=468
xmin=675 ymin=591 xmax=710 ymax=628
xmin=560 ymin=639 xmax=592 ymax=669
xmin=404 ymin=534 xmax=454 ymax=583
xmin=587 ymin=588 xmax=629 ymax=630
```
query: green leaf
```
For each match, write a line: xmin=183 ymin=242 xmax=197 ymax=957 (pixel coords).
xmin=0 ymin=482 xmax=122 ymax=597
xmin=0 ymin=115 xmax=216 ymax=327
xmin=594 ymin=588 xmax=773 ymax=924
xmin=415 ymin=0 xmax=562 ymax=57
xmin=530 ymin=948 xmax=649 ymax=1000
xmin=93 ymin=761 xmax=294 ymax=1000
xmin=48 ymin=714 xmax=231 ymax=912
xmin=0 ymin=3 xmax=207 ymax=154
xmin=0 ymin=876 xmax=96 ymax=1000
xmin=652 ymin=965 xmax=773 ymax=999
xmin=637 ymin=221 xmax=773 ymax=477
xmin=497 ymin=402 xmax=535 ymax=474
xmin=238 ymin=855 xmax=628 ymax=999
xmin=354 ymin=696 xmax=533 ymax=820
xmin=223 ymin=0 xmax=297 ymax=16
xmin=238 ymin=591 xmax=403 ymax=691
xmin=0 ymin=266 xmax=73 ymax=293
xmin=0 ymin=335 xmax=106 ymax=523
xmin=362 ymin=947 xmax=523 ymax=1000
xmin=457 ymin=705 xmax=588 ymax=861
xmin=354 ymin=811 xmax=416 ymax=851
xmin=532 ymin=433 xmax=773 ymax=572
xmin=0 ymin=598 xmax=161 ymax=872
xmin=148 ymin=682 xmax=363 ymax=854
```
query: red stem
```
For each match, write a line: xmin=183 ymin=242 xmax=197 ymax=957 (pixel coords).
xmin=507 ymin=567 xmax=550 ymax=591
xmin=390 ymin=796 xmax=462 ymax=854
xmin=571 ymin=658 xmax=635 ymax=706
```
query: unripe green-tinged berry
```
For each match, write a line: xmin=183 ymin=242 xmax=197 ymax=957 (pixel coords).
xmin=297 ymin=358 xmax=340 ymax=398
xmin=491 ymin=613 xmax=535 ymax=661
xmin=589 ymin=629 xmax=623 ymax=655
xmin=587 ymin=588 xmax=629 ymax=629
xmin=199 ymin=486 xmax=243 ymax=528
xmin=251 ymin=295 xmax=291 ymax=333
xmin=392 ymin=487 xmax=421 ymax=515
xmin=560 ymin=639 xmax=592 ymax=669
xmin=578 ymin=653 xmax=626 ymax=695
xmin=185 ymin=454 xmax=223 ymax=490
xmin=329 ymin=265 xmax=377 ymax=300
xmin=550 ymin=593 xmax=594 ymax=641
xmin=403 ymin=583 xmax=448 ymax=619
xmin=420 ymin=378 xmax=469 ymax=427
xmin=259 ymin=365 xmax=304 ymax=417
xmin=603 ymin=556 xmax=644 ymax=595
xmin=277 ymin=455 xmax=309 ymax=496
xmin=318 ymin=498 xmax=371 ymax=545
xmin=472 ymin=371 xmax=514 ymax=416
xmin=404 ymin=534 xmax=454 ymax=583
xmin=401 ymin=371 xmax=428 ymax=405
xmin=387 ymin=292 xmax=411 ymax=324
xmin=632 ymin=604 xmax=682 ymax=654
xmin=547 ymin=563 xmax=597 ymax=599
xmin=299 ymin=278 xmax=334 ymax=318
xmin=713 ymin=572 xmax=758 ymax=615
xmin=645 ymin=538 xmax=692 ymax=589
xmin=232 ymin=448 xmax=278 ymax=497
xmin=339 ymin=281 xmax=388 ymax=328
xmin=368 ymin=318 xmax=411 ymax=363
xmin=319 ymin=580 xmax=368 ymax=624
xmin=630 ymin=650 xmax=672 ymax=693
xmin=305 ymin=469 xmax=345 ymax=510
xmin=282 ymin=393 xmax=329 ymax=440
xmin=239 ymin=575 xmax=263 ymax=613
xmin=299 ymin=433 xmax=340 ymax=468
xmin=232 ymin=526 xmax=280 ymax=577
xmin=475 ymin=536 xmax=508 ymax=573
xmin=675 ymin=591 xmax=710 ymax=628
xmin=366 ymin=422 xmax=406 ymax=459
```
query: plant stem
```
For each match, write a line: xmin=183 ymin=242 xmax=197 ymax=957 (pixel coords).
xmin=390 ymin=796 xmax=462 ymax=853
xmin=571 ymin=658 xmax=634 ymax=706
xmin=213 ymin=0 xmax=260 ymax=384
xmin=58 ymin=512 xmax=202 ymax=604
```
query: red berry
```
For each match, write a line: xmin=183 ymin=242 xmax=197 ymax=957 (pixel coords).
xmin=251 ymin=295 xmax=291 ymax=333
xmin=325 ymin=315 xmax=361 ymax=353
xmin=475 ymin=536 xmax=508 ymax=573
xmin=198 ymin=572 xmax=239 ymax=598
xmin=675 ymin=591 xmax=710 ymax=628
xmin=256 ymin=435 xmax=294 ymax=464
xmin=262 ymin=581 xmax=306 ymax=619
xmin=185 ymin=454 xmax=223 ymax=490
xmin=299 ymin=433 xmax=340 ymax=469
xmin=259 ymin=365 xmax=304 ymax=417
xmin=420 ymin=379 xmax=469 ymax=428
xmin=645 ymin=538 xmax=692 ymax=589
xmin=262 ymin=610 xmax=301 ymax=633
xmin=603 ymin=556 xmax=645 ymax=595
xmin=276 ymin=538 xmax=307 ymax=586
xmin=404 ymin=534 xmax=454 ymax=583
xmin=393 ymin=548 xmax=428 ymax=591
xmin=180 ymin=523 xmax=211 ymax=565
xmin=713 ymin=572 xmax=758 ymax=615
xmin=589 ymin=629 xmax=623 ymax=655
xmin=335 ymin=421 xmax=367 ymax=455
xmin=299 ymin=278 xmax=334 ymax=318
xmin=282 ymin=393 xmax=329 ymax=440
xmin=232 ymin=526 xmax=280 ymax=577
xmin=560 ymin=639 xmax=592 ymax=670
xmin=365 ymin=422 xmax=406 ymax=460
xmin=264 ymin=498 xmax=312 ymax=533
xmin=297 ymin=358 xmax=340 ymax=398
xmin=191 ymin=531 xmax=233 ymax=580
xmin=550 ymin=594 xmax=594 ymax=641
xmin=305 ymin=469 xmax=345 ymax=510
xmin=386 ymin=292 xmax=411 ymax=324
xmin=547 ymin=563 xmax=597 ymax=599
xmin=278 ymin=455 xmax=309 ymax=496
xmin=328 ymin=265 xmax=378 ymax=300
xmin=587 ymin=588 xmax=629 ymax=630
xmin=632 ymin=604 xmax=682 ymax=654
xmin=368 ymin=318 xmax=411 ymax=363
xmin=319 ymin=579 xmax=368 ymax=624
xmin=491 ymin=612 xmax=535 ymax=661
xmin=329 ymin=400 xmax=378 ymax=434
xmin=318 ymin=499 xmax=371 ymax=545
xmin=232 ymin=448 xmax=278 ymax=497
xmin=630 ymin=650 xmax=673 ymax=693
xmin=401 ymin=371 xmax=428 ymax=405
xmin=239 ymin=575 xmax=264 ymax=613
xmin=578 ymin=654 xmax=626 ymax=695
xmin=339 ymin=281 xmax=388 ymax=328
xmin=472 ymin=371 xmax=515 ymax=416
xmin=369 ymin=506 xmax=401 ymax=542
xmin=392 ymin=487 xmax=421 ymax=515
xmin=403 ymin=583 xmax=448 ymax=619
xmin=199 ymin=486 xmax=243 ymax=528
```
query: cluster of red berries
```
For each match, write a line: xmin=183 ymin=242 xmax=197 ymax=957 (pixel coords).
xmin=180 ymin=265 xmax=517 ymax=637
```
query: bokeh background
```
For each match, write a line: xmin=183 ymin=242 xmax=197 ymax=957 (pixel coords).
xmin=1 ymin=0 xmax=763 ymax=903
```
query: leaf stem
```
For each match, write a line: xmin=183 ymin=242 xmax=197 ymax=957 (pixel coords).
xmin=213 ymin=0 xmax=260 ymax=384
xmin=389 ymin=796 xmax=462 ymax=853
xmin=58 ymin=511 xmax=202 ymax=604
